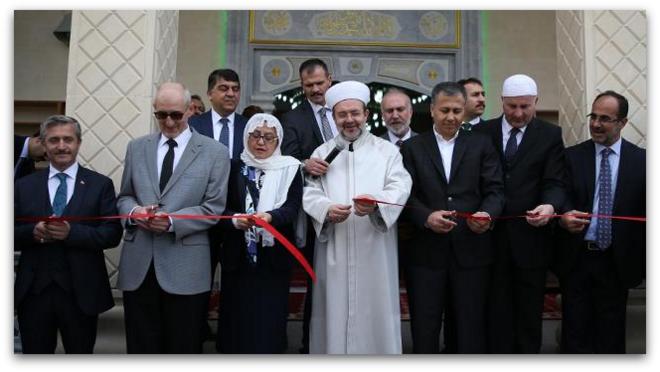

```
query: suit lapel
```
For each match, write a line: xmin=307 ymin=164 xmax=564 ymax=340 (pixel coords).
xmin=62 ymin=167 xmax=88 ymax=216
xmin=201 ymin=111 xmax=214 ymax=138
xmin=584 ymin=140 xmax=596 ymax=209
xmin=449 ymin=131 xmax=467 ymax=183
xmin=161 ymin=131 xmax=202 ymax=196
xmin=40 ymin=169 xmax=54 ymax=215
xmin=509 ymin=118 xmax=538 ymax=167
xmin=233 ymin=114 xmax=246 ymax=158
xmin=612 ymin=139 xmax=631 ymax=213
xmin=489 ymin=118 xmax=505 ymax=162
xmin=423 ymin=132 xmax=448 ymax=184
xmin=146 ymin=133 xmax=161 ymax=196
xmin=303 ymin=101 xmax=324 ymax=145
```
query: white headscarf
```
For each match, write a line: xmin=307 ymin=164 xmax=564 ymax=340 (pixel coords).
xmin=239 ymin=113 xmax=304 ymax=247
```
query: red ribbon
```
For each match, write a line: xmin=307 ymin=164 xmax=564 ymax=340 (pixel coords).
xmin=16 ymin=213 xmax=316 ymax=283
xmin=352 ymin=197 xmax=646 ymax=222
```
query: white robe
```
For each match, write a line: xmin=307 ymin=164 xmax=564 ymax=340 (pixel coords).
xmin=303 ymin=132 xmax=412 ymax=354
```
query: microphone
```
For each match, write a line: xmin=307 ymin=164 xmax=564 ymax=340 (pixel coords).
xmin=323 ymin=142 xmax=345 ymax=164
xmin=311 ymin=142 xmax=345 ymax=179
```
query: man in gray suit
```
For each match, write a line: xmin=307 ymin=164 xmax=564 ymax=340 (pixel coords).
xmin=117 ymin=82 xmax=230 ymax=353
xmin=380 ymin=88 xmax=418 ymax=146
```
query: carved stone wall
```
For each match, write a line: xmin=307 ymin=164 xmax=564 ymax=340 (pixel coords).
xmin=65 ymin=10 xmax=179 ymax=288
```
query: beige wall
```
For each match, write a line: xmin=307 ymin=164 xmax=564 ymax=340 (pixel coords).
xmin=176 ymin=11 xmax=223 ymax=110
xmin=484 ymin=10 xmax=558 ymax=118
xmin=14 ymin=10 xmax=70 ymax=101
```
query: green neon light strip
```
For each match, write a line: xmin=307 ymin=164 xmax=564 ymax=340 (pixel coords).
xmin=480 ymin=10 xmax=490 ymax=119
xmin=218 ymin=10 xmax=228 ymax=67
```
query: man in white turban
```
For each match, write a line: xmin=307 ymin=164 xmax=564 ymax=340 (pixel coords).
xmin=303 ymin=81 xmax=412 ymax=354
xmin=474 ymin=74 xmax=566 ymax=353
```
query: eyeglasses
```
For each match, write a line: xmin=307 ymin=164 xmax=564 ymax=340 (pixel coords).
xmin=154 ymin=111 xmax=185 ymax=121
xmin=587 ymin=113 xmax=621 ymax=124
xmin=248 ymin=132 xmax=278 ymax=143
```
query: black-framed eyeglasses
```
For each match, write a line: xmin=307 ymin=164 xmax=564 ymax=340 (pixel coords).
xmin=587 ymin=113 xmax=620 ymax=124
xmin=154 ymin=111 xmax=185 ymax=121
xmin=248 ymin=132 xmax=278 ymax=143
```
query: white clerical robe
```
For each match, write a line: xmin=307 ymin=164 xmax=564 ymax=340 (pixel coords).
xmin=303 ymin=132 xmax=412 ymax=354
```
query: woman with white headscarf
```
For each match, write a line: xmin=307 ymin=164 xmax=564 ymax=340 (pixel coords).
xmin=216 ymin=113 xmax=303 ymax=353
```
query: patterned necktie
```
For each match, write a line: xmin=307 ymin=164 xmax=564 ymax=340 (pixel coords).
xmin=246 ymin=166 xmax=259 ymax=264
xmin=219 ymin=117 xmax=230 ymax=148
xmin=596 ymin=148 xmax=613 ymax=250
xmin=504 ymin=127 xmax=520 ymax=163
xmin=318 ymin=107 xmax=334 ymax=142
xmin=159 ymin=138 xmax=177 ymax=192
xmin=52 ymin=173 xmax=68 ymax=216
xmin=460 ymin=122 xmax=472 ymax=132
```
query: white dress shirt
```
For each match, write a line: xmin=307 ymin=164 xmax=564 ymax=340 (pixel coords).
xmin=48 ymin=162 xmax=78 ymax=206
xmin=309 ymin=100 xmax=338 ymax=139
xmin=501 ymin=116 xmax=527 ymax=151
xmin=584 ymin=138 xmax=622 ymax=242
xmin=156 ymin=126 xmax=192 ymax=179
xmin=433 ymin=127 xmax=459 ymax=182
xmin=211 ymin=110 xmax=236 ymax=158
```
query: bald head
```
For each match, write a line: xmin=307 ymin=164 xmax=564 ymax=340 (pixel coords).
xmin=153 ymin=82 xmax=192 ymax=138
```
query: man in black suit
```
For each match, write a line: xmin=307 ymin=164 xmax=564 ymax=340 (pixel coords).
xmin=458 ymin=77 xmax=486 ymax=128
xmin=14 ymin=134 xmax=45 ymax=179
xmin=189 ymin=69 xmax=247 ymax=159
xmin=14 ymin=115 xmax=123 ymax=353
xmin=379 ymin=88 xmax=418 ymax=146
xmin=400 ymin=82 xmax=505 ymax=353
xmin=557 ymin=91 xmax=645 ymax=353
xmin=281 ymin=58 xmax=335 ymax=353
xmin=474 ymin=74 xmax=565 ymax=353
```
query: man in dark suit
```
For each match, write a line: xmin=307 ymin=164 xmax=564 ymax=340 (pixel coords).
xmin=189 ymin=68 xmax=247 ymax=159
xmin=379 ymin=88 xmax=418 ymax=146
xmin=14 ymin=115 xmax=123 ymax=353
xmin=474 ymin=74 xmax=565 ymax=353
xmin=401 ymin=81 xmax=505 ymax=353
xmin=458 ymin=77 xmax=487 ymax=128
xmin=14 ymin=134 xmax=44 ymax=179
xmin=557 ymin=91 xmax=645 ymax=353
xmin=281 ymin=58 xmax=335 ymax=353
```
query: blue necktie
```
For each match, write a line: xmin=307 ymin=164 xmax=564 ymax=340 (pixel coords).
xmin=52 ymin=173 xmax=68 ymax=216
xmin=219 ymin=117 xmax=230 ymax=149
xmin=504 ymin=127 xmax=520 ymax=163
xmin=246 ymin=166 xmax=259 ymax=264
xmin=596 ymin=148 xmax=613 ymax=250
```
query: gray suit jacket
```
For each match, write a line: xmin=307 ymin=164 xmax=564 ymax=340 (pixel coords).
xmin=117 ymin=130 xmax=230 ymax=295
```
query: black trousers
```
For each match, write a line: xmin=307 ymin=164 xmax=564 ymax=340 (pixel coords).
xmin=560 ymin=248 xmax=629 ymax=353
xmin=122 ymin=264 xmax=209 ymax=353
xmin=17 ymin=283 xmax=98 ymax=353
xmin=487 ymin=240 xmax=547 ymax=353
xmin=406 ymin=254 xmax=490 ymax=354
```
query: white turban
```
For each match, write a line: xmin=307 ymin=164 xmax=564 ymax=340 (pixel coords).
xmin=502 ymin=74 xmax=538 ymax=97
xmin=325 ymin=80 xmax=370 ymax=109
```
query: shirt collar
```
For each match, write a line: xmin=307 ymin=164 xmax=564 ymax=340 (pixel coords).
xmin=387 ymin=128 xmax=411 ymax=143
xmin=159 ymin=125 xmax=192 ymax=148
xmin=211 ymin=109 xmax=235 ymax=125
xmin=432 ymin=126 xmax=459 ymax=144
xmin=49 ymin=161 xmax=79 ymax=180
xmin=594 ymin=137 xmax=622 ymax=156
xmin=502 ymin=116 xmax=528 ymax=135
xmin=469 ymin=117 xmax=482 ymax=125
xmin=308 ymin=99 xmax=330 ymax=114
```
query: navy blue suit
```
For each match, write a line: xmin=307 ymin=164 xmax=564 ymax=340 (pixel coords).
xmin=14 ymin=135 xmax=35 ymax=179
xmin=188 ymin=110 xmax=248 ymax=159
xmin=557 ymin=138 xmax=645 ymax=353
xmin=14 ymin=166 xmax=123 ymax=353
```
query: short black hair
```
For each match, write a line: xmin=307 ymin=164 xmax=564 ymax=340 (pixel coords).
xmin=207 ymin=69 xmax=240 ymax=93
xmin=191 ymin=94 xmax=203 ymax=101
xmin=299 ymin=58 xmax=329 ymax=77
xmin=431 ymin=81 xmax=467 ymax=102
xmin=594 ymin=90 xmax=629 ymax=119
xmin=457 ymin=77 xmax=483 ymax=87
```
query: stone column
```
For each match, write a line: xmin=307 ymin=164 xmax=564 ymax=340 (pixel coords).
xmin=65 ymin=10 xmax=179 ymax=289
xmin=556 ymin=10 xmax=646 ymax=147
